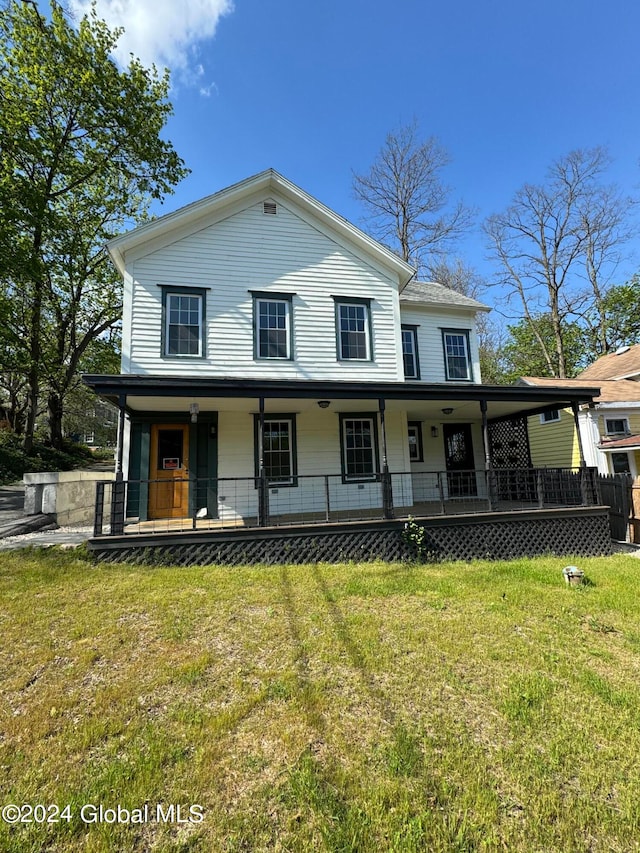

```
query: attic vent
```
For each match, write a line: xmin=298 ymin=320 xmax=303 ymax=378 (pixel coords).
xmin=263 ymin=201 xmax=277 ymax=215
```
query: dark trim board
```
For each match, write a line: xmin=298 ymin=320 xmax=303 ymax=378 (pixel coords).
xmin=83 ymin=374 xmax=600 ymax=409
xmin=88 ymin=506 xmax=612 ymax=566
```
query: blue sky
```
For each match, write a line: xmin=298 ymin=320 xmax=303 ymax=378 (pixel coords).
xmin=74 ymin=0 xmax=640 ymax=311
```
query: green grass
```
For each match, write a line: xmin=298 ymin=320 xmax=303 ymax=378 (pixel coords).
xmin=1 ymin=549 xmax=640 ymax=851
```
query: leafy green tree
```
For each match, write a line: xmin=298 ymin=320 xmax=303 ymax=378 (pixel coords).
xmin=579 ymin=277 xmax=640 ymax=359
xmin=499 ymin=315 xmax=587 ymax=384
xmin=0 ymin=0 xmax=188 ymax=450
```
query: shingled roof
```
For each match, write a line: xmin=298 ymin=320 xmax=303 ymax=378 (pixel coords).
xmin=576 ymin=344 xmax=640 ymax=381
xmin=520 ymin=376 xmax=640 ymax=404
xmin=399 ymin=280 xmax=490 ymax=312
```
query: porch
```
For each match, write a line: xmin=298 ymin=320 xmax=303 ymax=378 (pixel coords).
xmin=83 ymin=374 xmax=608 ymax=563
xmin=94 ymin=465 xmax=601 ymax=536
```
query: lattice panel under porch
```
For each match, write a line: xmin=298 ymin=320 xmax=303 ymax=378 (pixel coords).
xmin=90 ymin=509 xmax=611 ymax=566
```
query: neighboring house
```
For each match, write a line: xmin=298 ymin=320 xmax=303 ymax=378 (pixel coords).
xmin=84 ymin=170 xmax=598 ymax=529
xmin=522 ymin=345 xmax=640 ymax=477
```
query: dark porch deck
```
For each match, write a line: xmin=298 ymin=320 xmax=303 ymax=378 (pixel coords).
xmin=88 ymin=466 xmax=612 ymax=565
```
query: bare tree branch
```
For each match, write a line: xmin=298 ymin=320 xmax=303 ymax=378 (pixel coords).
xmin=353 ymin=121 xmax=474 ymax=276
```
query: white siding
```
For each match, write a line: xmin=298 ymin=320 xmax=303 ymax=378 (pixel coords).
xmin=399 ymin=305 xmax=482 ymax=383
xmin=215 ymin=409 xmax=412 ymax=522
xmin=126 ymin=197 xmax=403 ymax=381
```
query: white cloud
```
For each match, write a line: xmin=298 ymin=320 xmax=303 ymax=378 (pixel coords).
xmin=199 ymin=81 xmax=218 ymax=98
xmin=69 ymin=0 xmax=233 ymax=80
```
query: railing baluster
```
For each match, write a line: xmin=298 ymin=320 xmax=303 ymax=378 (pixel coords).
xmin=94 ymin=482 xmax=105 ymax=537
xmin=324 ymin=475 xmax=330 ymax=522
xmin=437 ymin=472 xmax=445 ymax=514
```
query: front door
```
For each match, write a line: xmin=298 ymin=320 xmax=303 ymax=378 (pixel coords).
xmin=149 ymin=424 xmax=190 ymax=519
xmin=443 ymin=423 xmax=477 ymax=497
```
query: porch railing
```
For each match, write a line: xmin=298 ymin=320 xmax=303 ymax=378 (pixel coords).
xmin=93 ymin=466 xmax=600 ymax=537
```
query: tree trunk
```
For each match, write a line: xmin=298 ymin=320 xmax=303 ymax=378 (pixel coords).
xmin=47 ymin=390 xmax=65 ymax=450
xmin=22 ymin=282 xmax=43 ymax=454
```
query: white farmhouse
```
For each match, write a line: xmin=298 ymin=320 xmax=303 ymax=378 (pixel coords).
xmin=85 ymin=170 xmax=601 ymax=541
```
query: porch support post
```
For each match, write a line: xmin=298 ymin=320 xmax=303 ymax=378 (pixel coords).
xmin=110 ymin=394 xmax=126 ymax=535
xmin=258 ymin=396 xmax=268 ymax=526
xmin=572 ymin=401 xmax=591 ymax=505
xmin=571 ymin=402 xmax=587 ymax=467
xmin=480 ymin=399 xmax=498 ymax=511
xmin=378 ymin=398 xmax=394 ymax=519
xmin=115 ymin=394 xmax=126 ymax=476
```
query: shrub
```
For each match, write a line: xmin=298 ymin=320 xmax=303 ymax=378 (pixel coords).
xmin=0 ymin=431 xmax=100 ymax=485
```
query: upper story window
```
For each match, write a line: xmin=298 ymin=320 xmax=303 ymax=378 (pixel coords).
xmin=161 ymin=287 xmax=207 ymax=358
xmin=401 ymin=325 xmax=420 ymax=379
xmin=252 ymin=292 xmax=293 ymax=360
xmin=334 ymin=297 xmax=372 ymax=361
xmin=605 ymin=418 xmax=629 ymax=435
xmin=540 ymin=410 xmax=561 ymax=424
xmin=442 ymin=329 xmax=472 ymax=381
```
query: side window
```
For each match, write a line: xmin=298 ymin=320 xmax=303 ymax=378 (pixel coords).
xmin=161 ymin=287 xmax=206 ymax=358
xmin=540 ymin=410 xmax=560 ymax=424
xmin=253 ymin=295 xmax=293 ymax=360
xmin=407 ymin=422 xmax=423 ymax=462
xmin=605 ymin=418 xmax=629 ymax=435
xmin=402 ymin=325 xmax=420 ymax=379
xmin=339 ymin=414 xmax=379 ymax=481
xmin=334 ymin=298 xmax=372 ymax=361
xmin=442 ymin=329 xmax=472 ymax=381
xmin=611 ymin=452 xmax=631 ymax=474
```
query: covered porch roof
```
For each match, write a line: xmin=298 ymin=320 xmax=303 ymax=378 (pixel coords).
xmin=83 ymin=374 xmax=600 ymax=423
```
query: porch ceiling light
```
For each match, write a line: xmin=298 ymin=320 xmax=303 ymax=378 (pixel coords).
xmin=190 ymin=402 xmax=200 ymax=423
xmin=317 ymin=400 xmax=331 ymax=409
xmin=442 ymin=407 xmax=454 ymax=415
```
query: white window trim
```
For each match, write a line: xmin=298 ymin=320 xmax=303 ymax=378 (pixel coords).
xmin=264 ymin=418 xmax=294 ymax=485
xmin=605 ymin=417 xmax=630 ymax=435
xmin=401 ymin=326 xmax=420 ymax=379
xmin=255 ymin=414 xmax=298 ymax=487
xmin=255 ymin=297 xmax=292 ymax=360
xmin=540 ymin=410 xmax=561 ymax=424
xmin=164 ymin=290 xmax=204 ymax=358
xmin=609 ymin=451 xmax=637 ymax=477
xmin=340 ymin=414 xmax=379 ymax=481
xmin=336 ymin=301 xmax=371 ymax=361
xmin=442 ymin=329 xmax=472 ymax=381
xmin=407 ymin=422 xmax=423 ymax=462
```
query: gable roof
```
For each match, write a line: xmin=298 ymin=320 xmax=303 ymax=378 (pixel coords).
xmin=576 ymin=344 xmax=640 ymax=381
xmin=520 ymin=376 xmax=640 ymax=404
xmin=106 ymin=169 xmax=416 ymax=285
xmin=400 ymin=280 xmax=490 ymax=312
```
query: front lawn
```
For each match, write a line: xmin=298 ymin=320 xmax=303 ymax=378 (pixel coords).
xmin=1 ymin=549 xmax=639 ymax=851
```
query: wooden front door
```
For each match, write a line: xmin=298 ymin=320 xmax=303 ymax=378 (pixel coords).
xmin=149 ymin=424 xmax=190 ymax=519
xmin=443 ymin=423 xmax=477 ymax=497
